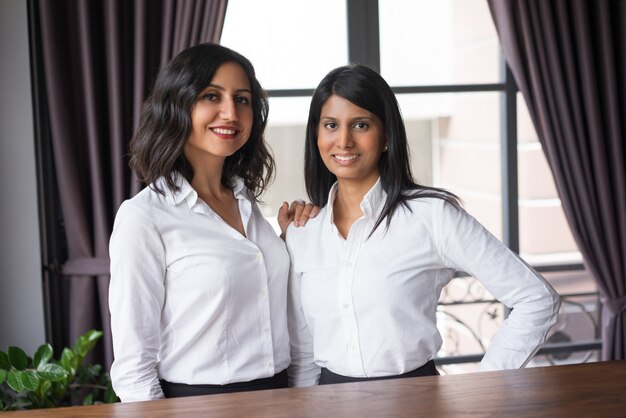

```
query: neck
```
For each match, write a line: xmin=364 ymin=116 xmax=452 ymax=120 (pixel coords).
xmin=330 ymin=176 xmax=378 ymax=239
xmin=187 ymin=154 xmax=228 ymax=199
xmin=335 ymin=177 xmax=378 ymax=211
xmin=334 ymin=186 xmax=363 ymax=216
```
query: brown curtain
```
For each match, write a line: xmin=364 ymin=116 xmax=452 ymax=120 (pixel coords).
xmin=488 ymin=0 xmax=626 ymax=360
xmin=36 ymin=0 xmax=228 ymax=369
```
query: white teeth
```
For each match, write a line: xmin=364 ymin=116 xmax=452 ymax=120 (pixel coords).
xmin=212 ymin=128 xmax=236 ymax=135
xmin=334 ymin=155 xmax=358 ymax=161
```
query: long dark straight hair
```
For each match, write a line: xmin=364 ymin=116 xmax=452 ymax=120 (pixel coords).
xmin=130 ymin=43 xmax=273 ymax=200
xmin=304 ymin=64 xmax=460 ymax=234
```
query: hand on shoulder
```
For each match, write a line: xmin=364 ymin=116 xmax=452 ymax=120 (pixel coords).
xmin=277 ymin=200 xmax=321 ymax=239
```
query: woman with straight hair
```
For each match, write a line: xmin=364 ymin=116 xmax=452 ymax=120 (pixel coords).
xmin=286 ymin=64 xmax=561 ymax=386
xmin=109 ymin=43 xmax=313 ymax=402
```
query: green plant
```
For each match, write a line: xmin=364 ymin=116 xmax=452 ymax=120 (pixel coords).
xmin=0 ymin=330 xmax=118 ymax=410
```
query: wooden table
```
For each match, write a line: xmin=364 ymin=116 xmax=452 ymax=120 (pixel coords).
xmin=6 ymin=360 xmax=626 ymax=417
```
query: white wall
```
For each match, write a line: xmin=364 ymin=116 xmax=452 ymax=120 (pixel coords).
xmin=0 ymin=0 xmax=46 ymax=353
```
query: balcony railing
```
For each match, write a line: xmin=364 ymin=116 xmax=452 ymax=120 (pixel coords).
xmin=433 ymin=266 xmax=601 ymax=374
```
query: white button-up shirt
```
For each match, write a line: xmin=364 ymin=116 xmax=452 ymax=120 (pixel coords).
xmin=286 ymin=179 xmax=560 ymax=387
xmin=109 ymin=175 xmax=290 ymax=402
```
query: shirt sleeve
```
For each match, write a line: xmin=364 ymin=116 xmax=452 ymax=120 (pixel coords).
xmin=286 ymin=231 xmax=321 ymax=387
xmin=434 ymin=200 xmax=561 ymax=371
xmin=109 ymin=201 xmax=166 ymax=402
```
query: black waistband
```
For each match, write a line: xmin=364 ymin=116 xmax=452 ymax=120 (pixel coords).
xmin=319 ymin=360 xmax=438 ymax=385
xmin=160 ymin=369 xmax=288 ymax=398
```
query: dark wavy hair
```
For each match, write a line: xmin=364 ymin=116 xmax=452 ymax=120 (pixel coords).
xmin=305 ymin=64 xmax=460 ymax=234
xmin=129 ymin=43 xmax=273 ymax=200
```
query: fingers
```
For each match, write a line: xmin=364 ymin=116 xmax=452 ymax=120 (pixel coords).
xmin=290 ymin=200 xmax=306 ymax=227
xmin=308 ymin=204 xmax=321 ymax=219
xmin=277 ymin=201 xmax=290 ymax=219
xmin=277 ymin=201 xmax=292 ymax=237
xmin=285 ymin=199 xmax=321 ymax=228
xmin=297 ymin=203 xmax=317 ymax=226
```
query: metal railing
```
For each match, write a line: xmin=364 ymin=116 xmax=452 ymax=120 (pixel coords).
xmin=434 ymin=271 xmax=601 ymax=371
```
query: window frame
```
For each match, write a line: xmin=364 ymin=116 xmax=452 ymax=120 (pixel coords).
xmin=264 ymin=0 xmax=594 ymax=366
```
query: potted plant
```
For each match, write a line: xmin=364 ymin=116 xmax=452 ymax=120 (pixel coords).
xmin=0 ymin=329 xmax=118 ymax=410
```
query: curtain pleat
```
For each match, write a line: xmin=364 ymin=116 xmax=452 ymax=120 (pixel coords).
xmin=488 ymin=0 xmax=626 ymax=360
xmin=36 ymin=0 xmax=228 ymax=369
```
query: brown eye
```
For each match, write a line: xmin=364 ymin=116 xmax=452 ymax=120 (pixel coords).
xmin=235 ymin=96 xmax=250 ymax=105
xmin=201 ymin=93 xmax=218 ymax=101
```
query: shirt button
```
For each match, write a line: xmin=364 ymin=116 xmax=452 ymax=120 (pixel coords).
xmin=345 ymin=261 xmax=352 ymax=267
xmin=267 ymin=361 xmax=273 ymax=367
xmin=258 ymin=289 xmax=267 ymax=299
xmin=343 ymin=303 xmax=350 ymax=310
xmin=256 ymin=253 xmax=263 ymax=262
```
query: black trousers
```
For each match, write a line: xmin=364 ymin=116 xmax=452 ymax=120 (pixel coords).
xmin=160 ymin=369 xmax=288 ymax=398
xmin=319 ymin=360 xmax=438 ymax=385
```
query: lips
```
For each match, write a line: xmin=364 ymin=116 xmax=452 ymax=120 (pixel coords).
xmin=332 ymin=153 xmax=360 ymax=165
xmin=209 ymin=126 xmax=240 ymax=139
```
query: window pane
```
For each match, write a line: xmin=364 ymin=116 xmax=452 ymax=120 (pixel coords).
xmin=397 ymin=92 xmax=502 ymax=239
xmin=379 ymin=0 xmax=500 ymax=86
xmin=221 ymin=0 xmax=348 ymax=90
xmin=517 ymin=93 xmax=583 ymax=265
xmin=437 ymin=271 xmax=601 ymax=375
xmin=530 ymin=269 xmax=600 ymax=367
xmin=260 ymin=97 xmax=311 ymax=224
xmin=516 ymin=94 xmax=599 ymax=366
xmin=436 ymin=276 xmax=500 ymax=374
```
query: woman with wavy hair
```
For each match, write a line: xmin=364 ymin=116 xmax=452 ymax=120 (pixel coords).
xmin=109 ymin=43 xmax=311 ymax=401
xmin=286 ymin=64 xmax=561 ymax=386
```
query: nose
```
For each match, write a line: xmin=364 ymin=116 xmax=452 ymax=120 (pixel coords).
xmin=219 ymin=98 xmax=238 ymax=121
xmin=336 ymin=127 xmax=353 ymax=149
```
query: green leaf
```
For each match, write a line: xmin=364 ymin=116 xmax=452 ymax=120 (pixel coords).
xmin=34 ymin=344 xmax=53 ymax=368
xmin=104 ymin=381 xmax=119 ymax=404
xmin=7 ymin=370 xmax=25 ymax=392
xmin=39 ymin=379 xmax=52 ymax=398
xmin=0 ymin=351 xmax=10 ymax=369
xmin=0 ymin=368 xmax=6 ymax=384
xmin=38 ymin=363 xmax=67 ymax=382
xmin=7 ymin=347 xmax=28 ymax=370
xmin=21 ymin=370 xmax=40 ymax=391
xmin=73 ymin=330 xmax=103 ymax=357
xmin=82 ymin=393 xmax=94 ymax=405
xmin=50 ymin=380 xmax=67 ymax=400
xmin=82 ymin=364 xmax=102 ymax=381
xmin=60 ymin=348 xmax=76 ymax=374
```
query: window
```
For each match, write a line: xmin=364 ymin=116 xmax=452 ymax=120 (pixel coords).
xmin=221 ymin=0 xmax=348 ymax=225
xmin=379 ymin=0 xmax=500 ymax=86
xmin=222 ymin=0 xmax=348 ymax=90
xmin=222 ymin=0 xmax=599 ymax=372
xmin=517 ymin=94 xmax=582 ymax=265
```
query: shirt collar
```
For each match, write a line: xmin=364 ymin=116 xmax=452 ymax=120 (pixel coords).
xmin=326 ymin=177 xmax=386 ymax=226
xmin=231 ymin=177 xmax=248 ymax=200
xmin=162 ymin=174 xmax=249 ymax=208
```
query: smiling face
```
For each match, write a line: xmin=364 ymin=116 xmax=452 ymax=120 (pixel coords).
xmin=317 ymin=95 xmax=386 ymax=186
xmin=184 ymin=61 xmax=253 ymax=165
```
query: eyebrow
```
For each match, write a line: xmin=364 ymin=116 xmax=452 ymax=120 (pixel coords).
xmin=205 ymin=84 xmax=252 ymax=94
xmin=320 ymin=116 xmax=374 ymax=121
